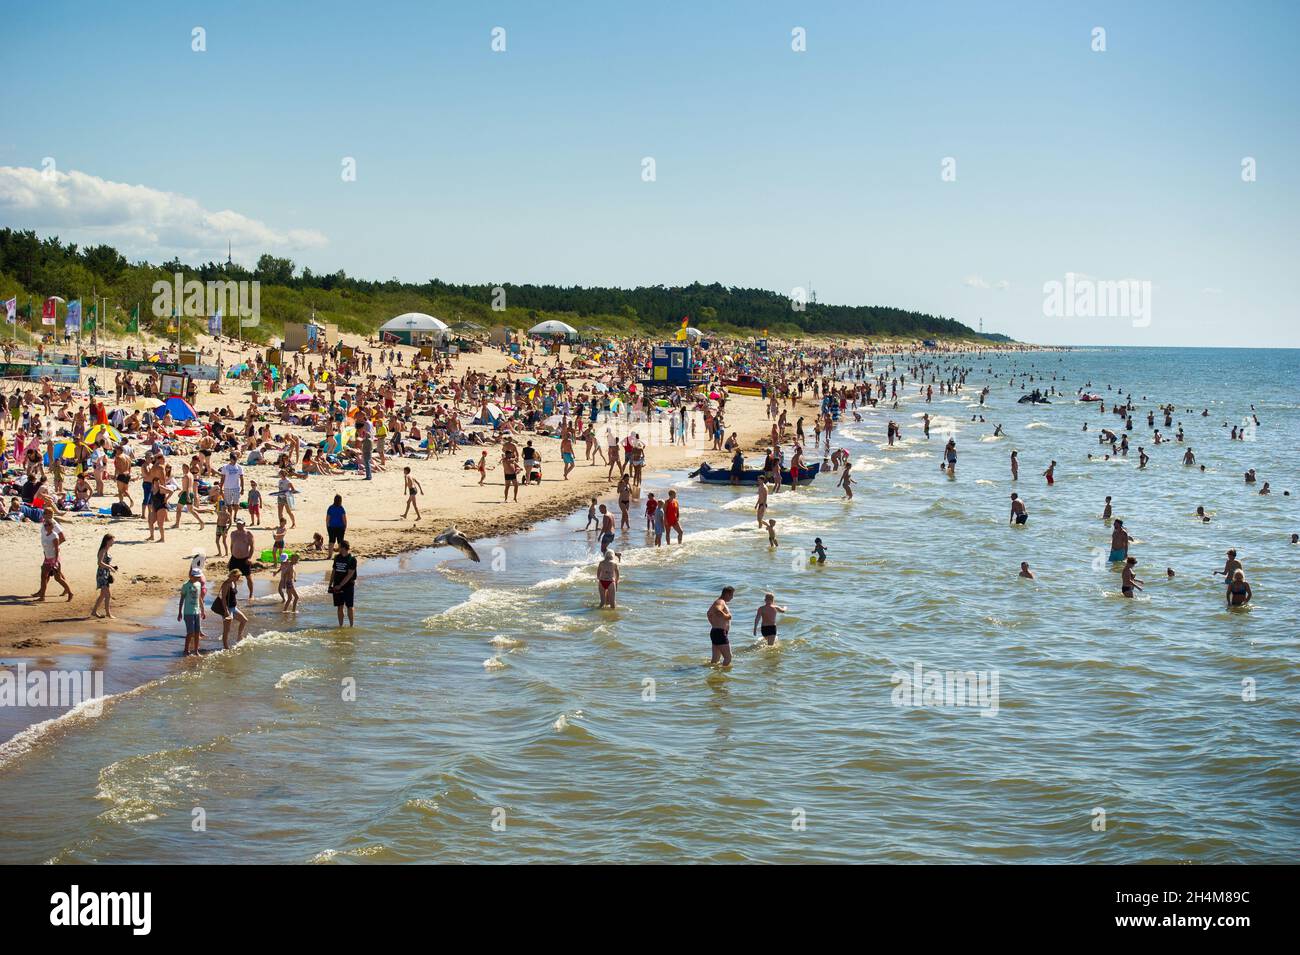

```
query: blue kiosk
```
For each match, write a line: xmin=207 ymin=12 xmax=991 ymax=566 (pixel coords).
xmin=647 ymin=344 xmax=693 ymax=387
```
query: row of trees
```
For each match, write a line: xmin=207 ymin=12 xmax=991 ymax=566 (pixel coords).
xmin=0 ymin=229 xmax=1006 ymax=343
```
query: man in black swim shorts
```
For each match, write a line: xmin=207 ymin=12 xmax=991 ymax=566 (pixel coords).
xmin=707 ymin=586 xmax=735 ymax=666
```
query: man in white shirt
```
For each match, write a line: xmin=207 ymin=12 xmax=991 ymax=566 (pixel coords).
xmin=33 ymin=510 xmax=73 ymax=601
xmin=218 ymin=453 xmax=245 ymax=508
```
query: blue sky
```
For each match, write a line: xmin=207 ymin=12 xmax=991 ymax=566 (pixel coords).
xmin=2 ymin=0 xmax=1297 ymax=346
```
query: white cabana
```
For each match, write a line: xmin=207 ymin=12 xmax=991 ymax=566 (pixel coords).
xmin=380 ymin=312 xmax=449 ymax=345
xmin=527 ymin=320 xmax=578 ymax=339
xmin=683 ymin=326 xmax=704 ymax=341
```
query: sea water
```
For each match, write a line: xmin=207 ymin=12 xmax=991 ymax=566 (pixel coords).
xmin=0 ymin=347 xmax=1296 ymax=863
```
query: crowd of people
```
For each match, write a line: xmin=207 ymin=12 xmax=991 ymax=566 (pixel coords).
xmin=2 ymin=332 xmax=1287 ymax=669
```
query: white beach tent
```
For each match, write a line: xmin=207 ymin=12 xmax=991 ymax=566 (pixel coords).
xmin=527 ymin=320 xmax=578 ymax=340
xmin=683 ymin=326 xmax=704 ymax=341
xmin=380 ymin=312 xmax=450 ymax=345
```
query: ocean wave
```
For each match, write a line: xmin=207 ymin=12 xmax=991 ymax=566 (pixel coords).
xmin=275 ymin=667 xmax=324 ymax=690
xmin=422 ymin=587 xmax=536 ymax=630
xmin=96 ymin=741 xmax=218 ymax=825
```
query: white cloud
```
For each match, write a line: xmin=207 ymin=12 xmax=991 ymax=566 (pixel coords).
xmin=963 ymin=274 xmax=1009 ymax=290
xmin=0 ymin=165 xmax=326 ymax=264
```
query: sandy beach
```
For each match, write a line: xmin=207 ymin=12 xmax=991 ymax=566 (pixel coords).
xmin=0 ymin=331 xmax=785 ymax=661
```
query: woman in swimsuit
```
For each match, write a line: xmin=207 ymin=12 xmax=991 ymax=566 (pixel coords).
xmin=216 ymin=568 xmax=248 ymax=648
xmin=1226 ymin=569 xmax=1252 ymax=607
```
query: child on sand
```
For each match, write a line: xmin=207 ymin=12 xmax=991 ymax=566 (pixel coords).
xmin=271 ymin=519 xmax=288 ymax=563
xmin=215 ymin=502 xmax=231 ymax=557
xmin=247 ymin=481 xmax=263 ymax=525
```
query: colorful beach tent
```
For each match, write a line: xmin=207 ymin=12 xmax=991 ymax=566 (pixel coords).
xmin=162 ymin=396 xmax=197 ymax=420
xmin=48 ymin=441 xmax=81 ymax=462
xmin=84 ymin=423 xmax=122 ymax=446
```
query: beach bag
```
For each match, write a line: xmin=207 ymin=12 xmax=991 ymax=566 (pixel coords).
xmin=110 ymin=502 xmax=133 ymax=517
xmin=211 ymin=595 xmax=227 ymax=615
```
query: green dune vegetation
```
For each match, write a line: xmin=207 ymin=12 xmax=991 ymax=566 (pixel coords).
xmin=0 ymin=228 xmax=1011 ymax=346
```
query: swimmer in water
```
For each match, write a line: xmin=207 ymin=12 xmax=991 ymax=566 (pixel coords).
xmin=1216 ymin=549 xmax=1242 ymax=581
xmin=837 ymin=461 xmax=854 ymax=499
xmin=707 ymin=586 xmax=735 ymax=666
xmin=1196 ymin=506 xmax=1210 ymax=522
xmin=1109 ymin=519 xmax=1132 ymax=563
xmin=596 ymin=549 xmax=620 ymax=608
xmin=812 ymin=538 xmax=827 ymax=563
xmin=598 ymin=504 xmax=615 ymax=554
xmin=1101 ymin=496 xmax=1113 ymax=521
xmin=1043 ymin=460 xmax=1056 ymax=485
xmin=1226 ymin=569 xmax=1252 ymax=607
xmin=1121 ymin=557 xmax=1143 ymax=598
xmin=766 ymin=518 xmax=778 ymax=547
xmin=1010 ymin=450 xmax=1019 ymax=481
xmin=755 ymin=477 xmax=769 ymax=527
xmin=1019 ymin=561 xmax=1035 ymax=579
xmin=752 ymin=592 xmax=788 ymax=646
xmin=1010 ymin=493 xmax=1028 ymax=525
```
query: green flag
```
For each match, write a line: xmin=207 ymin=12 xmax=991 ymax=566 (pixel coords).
xmin=126 ymin=304 xmax=139 ymax=334
xmin=86 ymin=303 xmax=97 ymax=332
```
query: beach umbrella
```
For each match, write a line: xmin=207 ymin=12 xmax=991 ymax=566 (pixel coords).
xmin=286 ymin=393 xmax=313 ymax=404
xmin=519 ymin=375 xmax=538 ymax=384
xmin=131 ymin=397 xmax=163 ymax=411
xmin=49 ymin=441 xmax=80 ymax=462
xmin=85 ymin=423 xmax=122 ymax=446
xmin=162 ymin=396 xmax=197 ymax=421
xmin=283 ymin=383 xmax=310 ymax=398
